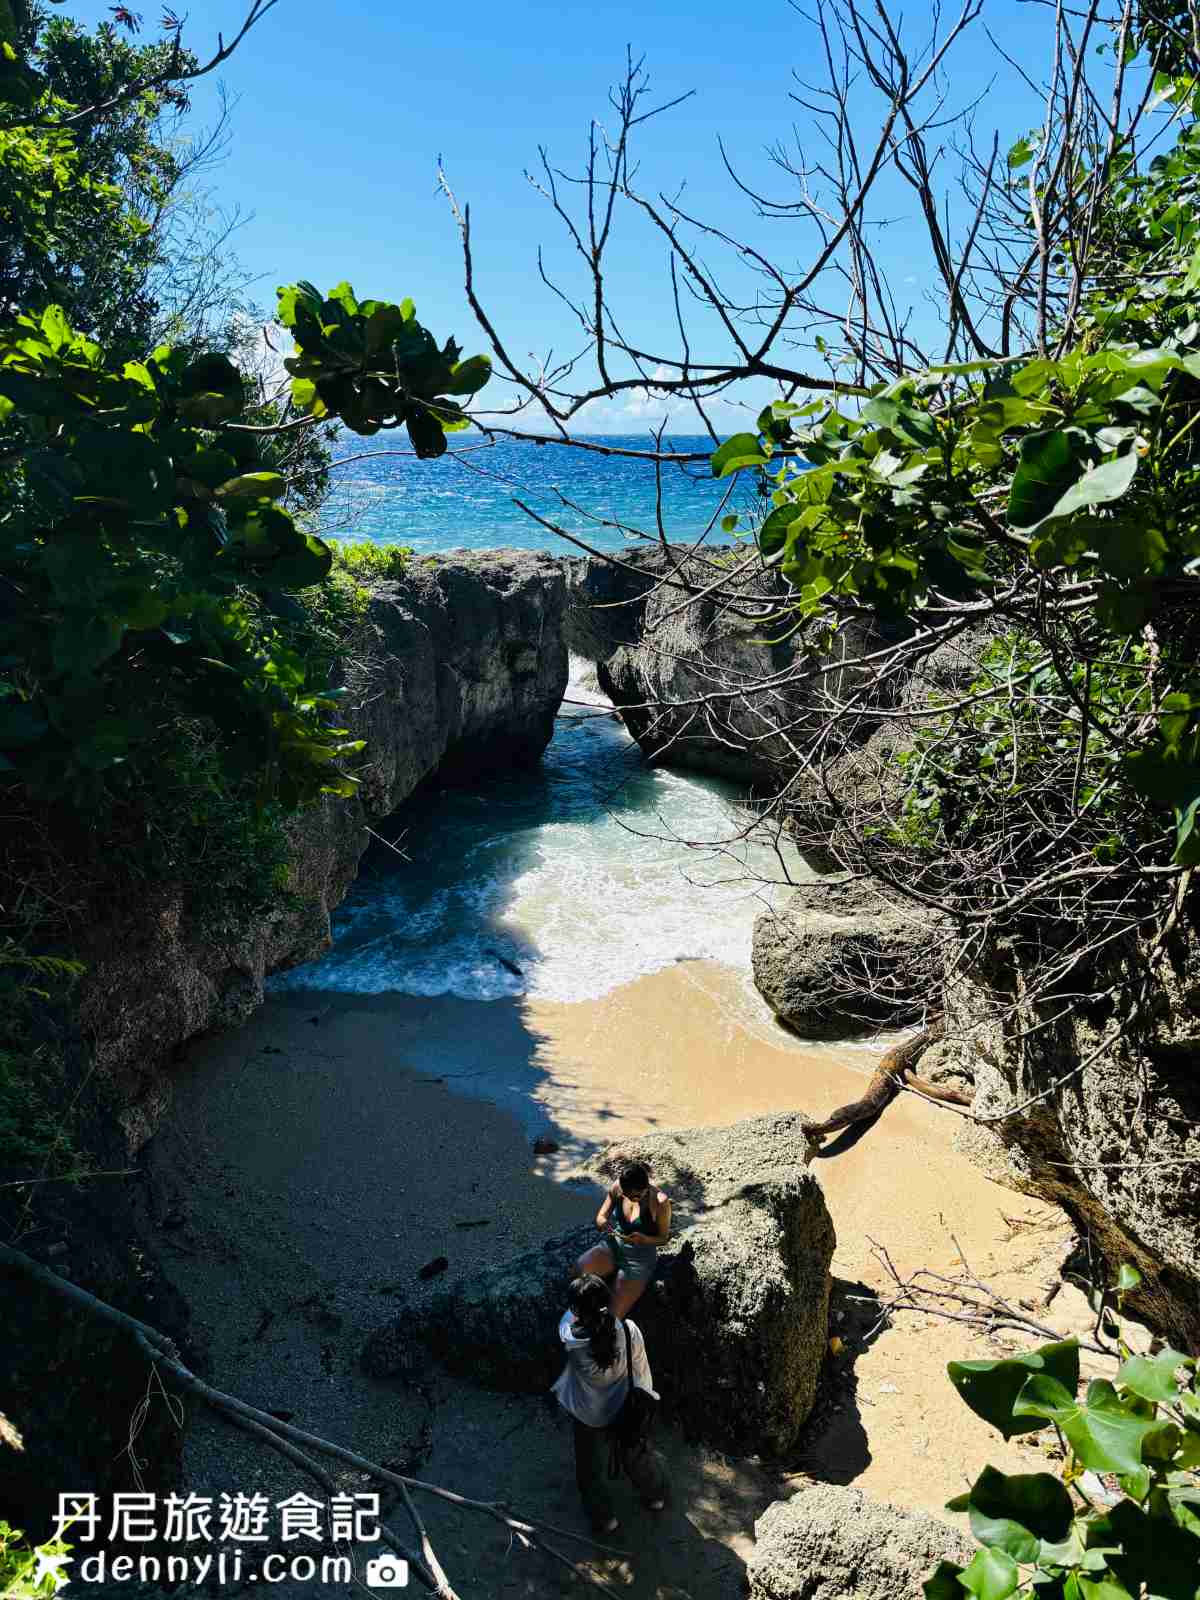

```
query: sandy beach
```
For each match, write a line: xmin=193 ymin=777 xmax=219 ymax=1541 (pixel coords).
xmin=143 ymin=959 xmax=1086 ymax=1598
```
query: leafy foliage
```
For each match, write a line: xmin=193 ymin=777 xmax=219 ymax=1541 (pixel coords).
xmin=278 ymin=279 xmax=490 ymax=450
xmin=0 ymin=293 xmax=486 ymax=810
xmin=0 ymin=3 xmax=203 ymax=355
xmin=0 ymin=1517 xmax=72 ymax=1597
xmin=712 ymin=127 xmax=1200 ymax=869
xmin=930 ymin=1285 xmax=1200 ymax=1600
xmin=0 ymin=940 xmax=84 ymax=1176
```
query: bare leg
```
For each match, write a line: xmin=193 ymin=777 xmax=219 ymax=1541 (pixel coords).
xmin=577 ymin=1241 xmax=617 ymax=1280
xmin=611 ymin=1270 xmax=649 ymax=1319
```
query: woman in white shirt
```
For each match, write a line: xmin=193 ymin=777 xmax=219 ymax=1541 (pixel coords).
xmin=551 ymin=1273 xmax=668 ymax=1534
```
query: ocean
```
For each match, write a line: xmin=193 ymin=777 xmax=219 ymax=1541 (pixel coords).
xmin=318 ymin=431 xmax=757 ymax=554
xmin=275 ymin=434 xmax=805 ymax=1009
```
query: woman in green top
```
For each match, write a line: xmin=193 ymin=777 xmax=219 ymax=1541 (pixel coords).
xmin=576 ymin=1162 xmax=672 ymax=1318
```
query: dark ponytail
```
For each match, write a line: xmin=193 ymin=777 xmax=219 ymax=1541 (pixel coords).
xmin=566 ymin=1273 xmax=619 ymax=1370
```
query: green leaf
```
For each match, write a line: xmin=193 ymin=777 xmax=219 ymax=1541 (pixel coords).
xmin=216 ymin=472 xmax=288 ymax=501
xmin=290 ymin=377 xmax=323 ymax=415
xmin=1015 ymin=1377 xmax=1167 ymax=1475
xmin=275 ymin=281 xmax=324 ymax=333
xmin=1040 ymin=451 xmax=1139 ymax=527
xmin=1119 ymin=1462 xmax=1153 ymax=1502
xmin=1116 ymin=1265 xmax=1143 ymax=1293
xmin=177 ymin=447 xmax=238 ymax=490
xmin=1093 ymin=518 xmax=1168 ymax=581
xmin=326 ymin=280 xmax=360 ymax=317
xmin=1077 ymin=1579 xmax=1135 ymax=1600
xmin=711 ymin=433 xmax=771 ymax=477
xmin=949 ymin=1341 xmax=1081 ymax=1439
xmin=177 ymin=353 xmax=244 ymax=425
xmin=1119 ymin=1350 xmax=1194 ymax=1404
xmin=960 ymin=1547 xmax=1020 ymax=1600
xmin=1123 ymin=750 xmax=1200 ymax=811
xmin=121 ymin=359 xmax=157 ymax=393
xmin=967 ymin=1467 xmax=1074 ymax=1562
xmin=104 ymin=583 xmax=168 ymax=631
xmin=1011 ymin=359 xmax=1060 ymax=397
xmin=758 ymin=504 xmax=802 ymax=558
xmin=924 ymin=1561 xmax=968 ymax=1600
xmin=1008 ymin=136 xmax=1036 ymax=171
xmin=1167 ymin=1473 xmax=1200 ymax=1538
xmin=1104 ymin=1500 xmax=1200 ymax=1600
xmin=266 ymin=533 xmax=333 ymax=589
xmin=39 ymin=303 xmax=72 ymax=353
xmin=1174 ymin=795 xmax=1200 ymax=866
xmin=52 ymin=615 xmax=124 ymax=677
xmin=1008 ymin=431 xmax=1090 ymax=530
xmin=946 ymin=529 xmax=990 ymax=577
xmin=443 ymin=355 xmax=491 ymax=396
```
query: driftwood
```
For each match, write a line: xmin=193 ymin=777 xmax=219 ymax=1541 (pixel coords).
xmin=856 ymin=1234 xmax=1118 ymax=1360
xmin=0 ymin=1241 xmax=630 ymax=1599
xmin=801 ymin=1019 xmax=971 ymax=1149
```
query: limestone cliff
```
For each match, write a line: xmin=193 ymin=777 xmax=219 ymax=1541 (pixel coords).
xmin=564 ymin=547 xmax=882 ymax=786
xmin=72 ymin=548 xmax=569 ymax=1151
xmin=941 ymin=922 xmax=1200 ymax=1348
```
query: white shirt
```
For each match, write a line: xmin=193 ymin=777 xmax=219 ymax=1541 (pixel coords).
xmin=550 ymin=1312 xmax=659 ymax=1428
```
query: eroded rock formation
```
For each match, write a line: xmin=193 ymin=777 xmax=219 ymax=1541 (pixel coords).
xmin=943 ymin=923 xmax=1200 ymax=1348
xmin=751 ymin=876 xmax=944 ymax=1038
xmin=564 ymin=547 xmax=883 ymax=786
xmin=364 ymin=1111 xmax=836 ymax=1456
xmin=748 ymin=1484 xmax=972 ymax=1600
xmin=73 ymin=548 xmax=569 ymax=1151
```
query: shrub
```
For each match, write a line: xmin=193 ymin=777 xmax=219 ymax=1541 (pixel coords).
xmin=930 ymin=1269 xmax=1200 ymax=1600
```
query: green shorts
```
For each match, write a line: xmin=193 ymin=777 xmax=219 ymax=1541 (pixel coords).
xmin=608 ymin=1234 xmax=659 ymax=1282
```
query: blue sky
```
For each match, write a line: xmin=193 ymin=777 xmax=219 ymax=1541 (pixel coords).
xmin=70 ymin=0 xmax=1065 ymax=431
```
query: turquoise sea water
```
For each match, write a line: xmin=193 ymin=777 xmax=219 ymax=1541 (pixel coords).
xmin=272 ymin=660 xmax=804 ymax=1005
xmin=320 ymin=432 xmax=753 ymax=554
xmin=276 ymin=434 xmax=804 ymax=1008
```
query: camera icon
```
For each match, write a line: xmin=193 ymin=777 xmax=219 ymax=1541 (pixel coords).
xmin=365 ymin=1555 xmax=409 ymax=1588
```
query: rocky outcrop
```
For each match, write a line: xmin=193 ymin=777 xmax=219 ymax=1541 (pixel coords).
xmin=944 ymin=922 xmax=1200 ymax=1348
xmin=74 ymin=549 xmax=569 ymax=1151
xmin=363 ymin=1112 xmax=836 ymax=1456
xmin=565 ymin=548 xmax=884 ymax=786
xmin=748 ymin=1484 xmax=973 ymax=1600
xmin=752 ymin=877 xmax=944 ymax=1038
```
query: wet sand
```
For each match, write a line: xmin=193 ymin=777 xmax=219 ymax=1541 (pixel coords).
xmin=142 ymin=960 xmax=1085 ymax=1598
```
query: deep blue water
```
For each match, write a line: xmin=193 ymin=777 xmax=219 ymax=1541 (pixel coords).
xmin=318 ymin=432 xmax=754 ymax=555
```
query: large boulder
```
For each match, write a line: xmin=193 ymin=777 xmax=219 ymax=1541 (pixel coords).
xmin=752 ymin=878 xmax=944 ymax=1038
xmin=71 ymin=549 xmax=569 ymax=1152
xmin=363 ymin=1112 xmax=836 ymax=1457
xmin=748 ymin=1484 xmax=973 ymax=1600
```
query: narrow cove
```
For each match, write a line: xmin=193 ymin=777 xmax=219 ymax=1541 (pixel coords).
xmin=137 ymin=656 xmax=1080 ymax=1598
